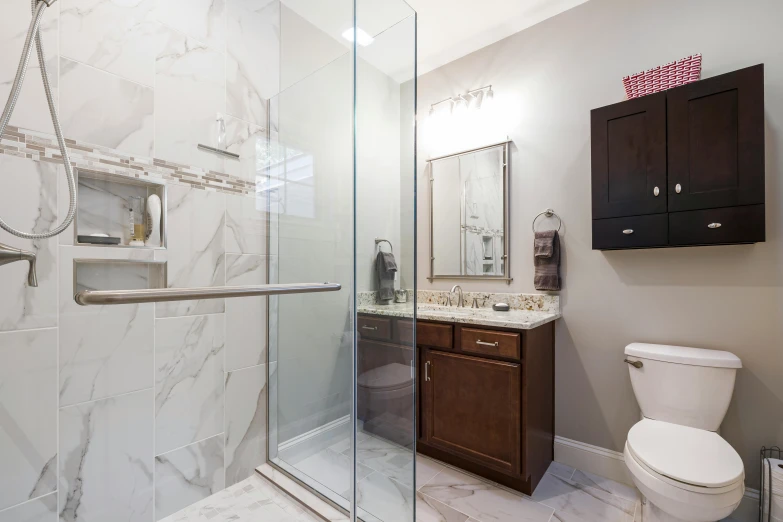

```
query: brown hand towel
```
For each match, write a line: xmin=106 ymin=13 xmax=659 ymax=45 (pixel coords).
xmin=534 ymin=230 xmax=560 ymax=291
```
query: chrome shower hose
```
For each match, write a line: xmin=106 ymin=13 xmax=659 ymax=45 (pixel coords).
xmin=0 ymin=0 xmax=76 ymax=240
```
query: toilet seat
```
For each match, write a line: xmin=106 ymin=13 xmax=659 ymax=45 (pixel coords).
xmin=626 ymin=419 xmax=744 ymax=490
xmin=358 ymin=363 xmax=413 ymax=396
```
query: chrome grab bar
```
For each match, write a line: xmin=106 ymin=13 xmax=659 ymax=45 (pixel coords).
xmin=74 ymin=282 xmax=341 ymax=306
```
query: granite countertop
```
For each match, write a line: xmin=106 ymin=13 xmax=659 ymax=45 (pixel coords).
xmin=357 ymin=302 xmax=561 ymax=330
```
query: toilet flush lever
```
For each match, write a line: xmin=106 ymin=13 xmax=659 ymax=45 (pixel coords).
xmin=624 ymin=358 xmax=643 ymax=369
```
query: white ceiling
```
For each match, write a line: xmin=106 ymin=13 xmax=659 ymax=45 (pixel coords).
xmin=408 ymin=0 xmax=589 ymax=77
xmin=282 ymin=0 xmax=588 ymax=82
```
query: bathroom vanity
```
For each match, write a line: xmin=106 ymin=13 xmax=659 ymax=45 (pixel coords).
xmin=357 ymin=294 xmax=559 ymax=495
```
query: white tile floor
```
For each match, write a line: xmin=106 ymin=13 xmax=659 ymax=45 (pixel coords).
xmin=162 ymin=431 xmax=745 ymax=522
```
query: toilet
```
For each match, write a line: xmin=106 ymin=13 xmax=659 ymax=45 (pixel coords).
xmin=624 ymin=343 xmax=745 ymax=522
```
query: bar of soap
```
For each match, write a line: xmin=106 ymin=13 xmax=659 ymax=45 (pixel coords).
xmin=492 ymin=303 xmax=510 ymax=311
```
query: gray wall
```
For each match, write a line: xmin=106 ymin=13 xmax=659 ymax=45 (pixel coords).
xmin=415 ymin=0 xmax=783 ymax=488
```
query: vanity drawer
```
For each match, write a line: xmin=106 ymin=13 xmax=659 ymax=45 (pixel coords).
xmin=669 ymin=205 xmax=765 ymax=246
xmin=397 ymin=320 xmax=414 ymax=345
xmin=592 ymin=214 xmax=668 ymax=250
xmin=358 ymin=316 xmax=392 ymax=341
xmin=417 ymin=322 xmax=453 ymax=349
xmin=460 ymin=327 xmax=520 ymax=359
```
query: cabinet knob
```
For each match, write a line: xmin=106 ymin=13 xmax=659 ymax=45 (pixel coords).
xmin=622 ymin=229 xmax=634 ymax=235
xmin=653 ymin=186 xmax=660 ymax=196
xmin=675 ymin=184 xmax=682 ymax=194
xmin=708 ymin=223 xmax=722 ymax=229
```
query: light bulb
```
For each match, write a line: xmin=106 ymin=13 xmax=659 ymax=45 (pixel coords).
xmin=453 ymin=96 xmax=468 ymax=117
xmin=483 ymin=88 xmax=494 ymax=110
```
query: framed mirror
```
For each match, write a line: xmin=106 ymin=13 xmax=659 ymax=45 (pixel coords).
xmin=428 ymin=140 xmax=511 ymax=282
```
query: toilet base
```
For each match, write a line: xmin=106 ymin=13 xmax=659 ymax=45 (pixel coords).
xmin=642 ymin=498 xmax=695 ymax=522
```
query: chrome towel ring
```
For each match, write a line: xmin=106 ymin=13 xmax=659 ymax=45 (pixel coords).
xmin=532 ymin=208 xmax=562 ymax=232
xmin=375 ymin=238 xmax=393 ymax=253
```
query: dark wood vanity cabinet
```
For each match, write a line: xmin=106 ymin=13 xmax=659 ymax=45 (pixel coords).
xmin=417 ymin=320 xmax=554 ymax=495
xmin=591 ymin=64 xmax=765 ymax=250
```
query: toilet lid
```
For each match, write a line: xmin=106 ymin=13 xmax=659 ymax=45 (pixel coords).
xmin=357 ymin=363 xmax=412 ymax=390
xmin=627 ymin=419 xmax=744 ymax=488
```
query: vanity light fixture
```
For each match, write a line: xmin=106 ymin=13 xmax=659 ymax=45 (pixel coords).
xmin=428 ymin=85 xmax=494 ymax=119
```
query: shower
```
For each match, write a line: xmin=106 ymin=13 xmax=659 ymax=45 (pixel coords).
xmin=0 ymin=0 xmax=77 ymax=285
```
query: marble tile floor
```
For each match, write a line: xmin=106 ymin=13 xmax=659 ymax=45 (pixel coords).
xmin=159 ymin=473 xmax=322 ymax=522
xmin=162 ymin=431 xmax=744 ymax=522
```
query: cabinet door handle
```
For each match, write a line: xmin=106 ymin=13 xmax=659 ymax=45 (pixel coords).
xmin=425 ymin=361 xmax=431 ymax=381
xmin=708 ymin=223 xmax=722 ymax=229
xmin=653 ymin=186 xmax=660 ymax=196
xmin=361 ymin=325 xmax=378 ymax=331
xmin=476 ymin=340 xmax=499 ymax=347
xmin=675 ymin=183 xmax=682 ymax=194
xmin=622 ymin=229 xmax=634 ymax=235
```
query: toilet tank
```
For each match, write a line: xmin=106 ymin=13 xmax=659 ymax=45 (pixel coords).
xmin=625 ymin=343 xmax=742 ymax=431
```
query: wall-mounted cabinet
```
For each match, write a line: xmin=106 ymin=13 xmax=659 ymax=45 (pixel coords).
xmin=591 ymin=64 xmax=765 ymax=250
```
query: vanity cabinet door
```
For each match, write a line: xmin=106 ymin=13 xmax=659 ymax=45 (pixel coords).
xmin=421 ymin=349 xmax=521 ymax=475
xmin=667 ymin=64 xmax=764 ymax=212
xmin=591 ymin=91 xmax=667 ymax=219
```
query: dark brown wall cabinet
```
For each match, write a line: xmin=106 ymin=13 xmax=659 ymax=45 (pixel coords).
xmin=591 ymin=64 xmax=765 ymax=250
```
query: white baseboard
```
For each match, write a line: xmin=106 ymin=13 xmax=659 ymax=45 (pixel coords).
xmin=553 ymin=435 xmax=758 ymax=522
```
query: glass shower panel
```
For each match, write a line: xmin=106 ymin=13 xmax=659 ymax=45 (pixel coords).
xmin=268 ymin=1 xmax=416 ymax=521
xmin=353 ymin=2 xmax=417 ymax=522
xmin=267 ymin=0 xmax=356 ymax=509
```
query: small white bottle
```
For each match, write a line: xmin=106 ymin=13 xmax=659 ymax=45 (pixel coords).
xmin=145 ymin=194 xmax=162 ymax=248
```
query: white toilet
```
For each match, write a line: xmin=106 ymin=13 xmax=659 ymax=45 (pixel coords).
xmin=624 ymin=343 xmax=745 ymax=522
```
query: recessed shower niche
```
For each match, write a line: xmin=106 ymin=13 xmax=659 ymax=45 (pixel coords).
xmin=74 ymin=169 xmax=167 ymax=249
xmin=73 ymin=258 xmax=167 ymax=296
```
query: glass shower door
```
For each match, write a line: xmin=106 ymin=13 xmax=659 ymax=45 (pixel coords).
xmin=267 ymin=0 xmax=417 ymax=521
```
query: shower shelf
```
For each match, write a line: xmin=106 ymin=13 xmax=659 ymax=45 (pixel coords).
xmin=73 ymin=169 xmax=167 ymax=250
xmin=73 ymin=258 xmax=167 ymax=300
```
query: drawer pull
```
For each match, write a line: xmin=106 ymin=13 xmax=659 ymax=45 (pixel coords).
xmin=361 ymin=325 xmax=378 ymax=331
xmin=425 ymin=361 xmax=431 ymax=381
xmin=675 ymin=183 xmax=682 ymax=194
xmin=476 ymin=340 xmax=499 ymax=347
xmin=622 ymin=229 xmax=634 ymax=235
xmin=653 ymin=186 xmax=660 ymax=196
xmin=707 ymin=223 xmax=722 ymax=229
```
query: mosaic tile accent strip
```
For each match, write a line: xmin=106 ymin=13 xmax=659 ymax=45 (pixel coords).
xmin=0 ymin=126 xmax=258 ymax=196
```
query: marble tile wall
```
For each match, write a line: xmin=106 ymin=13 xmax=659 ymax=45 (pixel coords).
xmin=0 ymin=0 xmax=278 ymax=520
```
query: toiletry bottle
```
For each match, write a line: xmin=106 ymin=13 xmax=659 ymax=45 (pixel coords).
xmin=128 ymin=196 xmax=145 ymax=246
xmin=145 ymin=194 xmax=162 ymax=247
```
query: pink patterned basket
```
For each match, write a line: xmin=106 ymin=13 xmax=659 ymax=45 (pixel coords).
xmin=622 ymin=54 xmax=702 ymax=99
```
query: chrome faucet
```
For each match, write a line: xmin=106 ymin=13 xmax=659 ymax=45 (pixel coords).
xmin=449 ymin=285 xmax=464 ymax=307
xmin=0 ymin=243 xmax=38 ymax=287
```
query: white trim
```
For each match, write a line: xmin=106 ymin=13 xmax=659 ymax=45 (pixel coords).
xmin=553 ymin=435 xmax=759 ymax=522
xmin=278 ymin=414 xmax=351 ymax=452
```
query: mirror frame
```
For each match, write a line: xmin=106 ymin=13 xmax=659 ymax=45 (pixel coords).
xmin=428 ymin=139 xmax=512 ymax=283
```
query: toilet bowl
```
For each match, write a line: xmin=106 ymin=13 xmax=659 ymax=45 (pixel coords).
xmin=624 ymin=419 xmax=744 ymax=522
xmin=624 ymin=343 xmax=744 ymax=522
xmin=357 ymin=362 xmax=414 ymax=446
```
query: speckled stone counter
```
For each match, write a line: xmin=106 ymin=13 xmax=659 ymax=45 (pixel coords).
xmin=357 ymin=291 xmax=561 ymax=330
